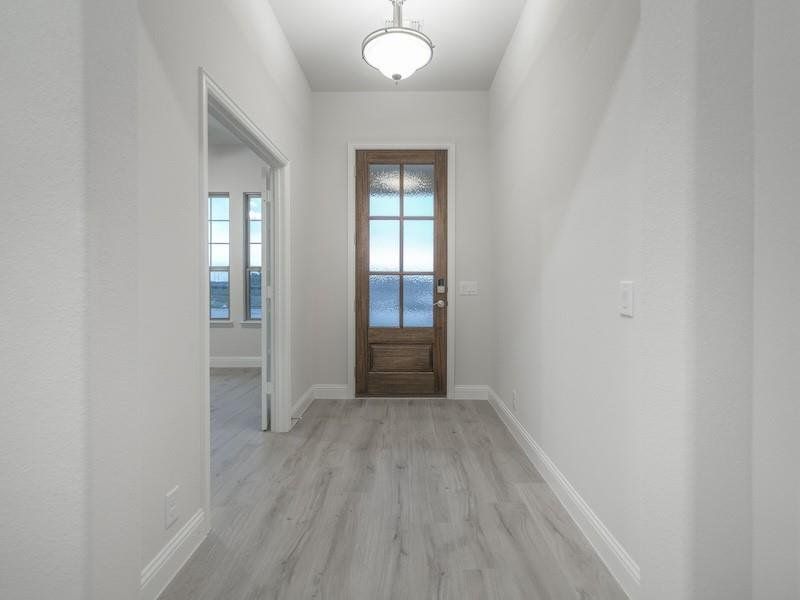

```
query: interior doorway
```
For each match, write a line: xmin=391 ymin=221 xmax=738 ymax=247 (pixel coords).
xmin=200 ymin=70 xmax=293 ymax=523
xmin=206 ymin=113 xmax=269 ymax=504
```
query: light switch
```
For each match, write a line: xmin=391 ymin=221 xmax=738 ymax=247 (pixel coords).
xmin=619 ymin=281 xmax=634 ymax=317
xmin=459 ymin=281 xmax=479 ymax=296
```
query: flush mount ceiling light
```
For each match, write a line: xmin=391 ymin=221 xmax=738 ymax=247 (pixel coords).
xmin=362 ymin=0 xmax=434 ymax=83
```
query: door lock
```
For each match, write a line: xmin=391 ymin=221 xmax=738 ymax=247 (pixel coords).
xmin=434 ymin=300 xmax=447 ymax=308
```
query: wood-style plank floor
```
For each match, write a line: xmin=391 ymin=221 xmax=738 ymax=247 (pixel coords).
xmin=160 ymin=369 xmax=627 ymax=600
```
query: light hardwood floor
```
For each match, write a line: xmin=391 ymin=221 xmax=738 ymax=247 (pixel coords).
xmin=160 ymin=369 xmax=627 ymax=600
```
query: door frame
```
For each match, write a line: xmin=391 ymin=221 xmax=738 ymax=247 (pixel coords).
xmin=199 ymin=69 xmax=294 ymax=518
xmin=347 ymin=143 xmax=456 ymax=398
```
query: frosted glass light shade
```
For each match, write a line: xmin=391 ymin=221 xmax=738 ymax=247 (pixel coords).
xmin=362 ymin=28 xmax=433 ymax=81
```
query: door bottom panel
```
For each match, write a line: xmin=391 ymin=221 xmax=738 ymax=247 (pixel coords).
xmin=364 ymin=372 xmax=438 ymax=396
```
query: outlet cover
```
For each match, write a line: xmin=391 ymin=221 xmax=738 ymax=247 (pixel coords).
xmin=165 ymin=485 xmax=179 ymax=530
xmin=619 ymin=281 xmax=635 ymax=317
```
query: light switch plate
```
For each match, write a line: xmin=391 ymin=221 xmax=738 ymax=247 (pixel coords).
xmin=620 ymin=281 xmax=634 ymax=317
xmin=459 ymin=281 xmax=479 ymax=296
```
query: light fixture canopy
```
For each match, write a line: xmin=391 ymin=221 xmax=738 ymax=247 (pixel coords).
xmin=362 ymin=0 xmax=434 ymax=82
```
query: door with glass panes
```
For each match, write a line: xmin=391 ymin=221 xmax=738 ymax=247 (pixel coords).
xmin=355 ymin=150 xmax=447 ymax=396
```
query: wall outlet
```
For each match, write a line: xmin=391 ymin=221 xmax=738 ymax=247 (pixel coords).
xmin=619 ymin=281 xmax=635 ymax=317
xmin=165 ymin=485 xmax=180 ymax=530
xmin=511 ymin=389 xmax=518 ymax=412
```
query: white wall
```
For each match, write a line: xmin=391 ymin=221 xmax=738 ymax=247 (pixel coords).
xmin=490 ymin=1 xmax=755 ymax=598
xmin=85 ymin=0 xmax=141 ymax=596
xmin=489 ymin=0 xmax=642 ymax=585
xmin=134 ymin=0 xmax=313 ymax=591
xmin=690 ymin=0 xmax=754 ymax=596
xmin=753 ymin=0 xmax=800 ymax=597
xmin=0 ymin=2 xmax=88 ymax=598
xmin=3 ymin=0 xmax=312 ymax=596
xmin=310 ymin=91 xmax=492 ymax=388
xmin=208 ymin=143 xmax=265 ymax=359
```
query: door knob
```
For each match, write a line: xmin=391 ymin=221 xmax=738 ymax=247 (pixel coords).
xmin=434 ymin=299 xmax=447 ymax=308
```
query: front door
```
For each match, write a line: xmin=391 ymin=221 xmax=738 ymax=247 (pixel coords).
xmin=355 ymin=149 xmax=447 ymax=396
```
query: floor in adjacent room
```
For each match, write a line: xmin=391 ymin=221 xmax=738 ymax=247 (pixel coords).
xmin=160 ymin=369 xmax=627 ymax=600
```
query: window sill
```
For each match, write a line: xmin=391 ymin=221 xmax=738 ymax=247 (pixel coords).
xmin=210 ymin=320 xmax=234 ymax=328
xmin=240 ymin=320 xmax=262 ymax=328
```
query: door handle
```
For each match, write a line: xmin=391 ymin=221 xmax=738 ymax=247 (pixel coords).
xmin=434 ymin=300 xmax=447 ymax=308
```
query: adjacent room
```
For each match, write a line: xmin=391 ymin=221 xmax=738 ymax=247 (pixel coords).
xmin=206 ymin=114 xmax=269 ymax=507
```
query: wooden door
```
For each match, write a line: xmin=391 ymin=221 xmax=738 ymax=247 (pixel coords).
xmin=355 ymin=149 xmax=447 ymax=396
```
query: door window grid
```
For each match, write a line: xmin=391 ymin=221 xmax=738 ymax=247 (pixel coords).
xmin=208 ymin=194 xmax=230 ymax=320
xmin=368 ymin=163 xmax=435 ymax=328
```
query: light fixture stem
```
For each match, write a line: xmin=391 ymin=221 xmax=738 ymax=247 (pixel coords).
xmin=391 ymin=0 xmax=403 ymax=27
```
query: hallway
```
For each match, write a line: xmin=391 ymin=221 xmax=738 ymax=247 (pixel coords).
xmin=162 ymin=374 xmax=625 ymax=599
xmin=5 ymin=1 xmax=798 ymax=598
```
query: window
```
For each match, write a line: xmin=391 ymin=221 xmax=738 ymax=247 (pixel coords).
xmin=245 ymin=193 xmax=262 ymax=320
xmin=367 ymin=163 xmax=435 ymax=328
xmin=208 ymin=194 xmax=230 ymax=320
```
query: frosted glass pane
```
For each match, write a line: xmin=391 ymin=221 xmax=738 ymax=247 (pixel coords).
xmin=210 ymin=221 xmax=229 ymax=244
xmin=403 ymin=275 xmax=434 ymax=327
xmin=370 ymin=220 xmax=399 ymax=271
xmin=403 ymin=220 xmax=434 ymax=272
xmin=248 ymin=196 xmax=262 ymax=220
xmin=209 ymin=196 xmax=229 ymax=220
xmin=369 ymin=275 xmax=400 ymax=327
xmin=370 ymin=164 xmax=400 ymax=216
xmin=404 ymin=164 xmax=434 ymax=217
xmin=249 ymin=220 xmax=261 ymax=244
xmin=210 ymin=244 xmax=229 ymax=267
xmin=248 ymin=271 xmax=262 ymax=320
xmin=249 ymin=243 xmax=261 ymax=267
xmin=210 ymin=271 xmax=230 ymax=319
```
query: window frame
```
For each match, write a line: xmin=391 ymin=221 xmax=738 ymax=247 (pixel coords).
xmin=208 ymin=192 xmax=231 ymax=321
xmin=244 ymin=192 xmax=263 ymax=321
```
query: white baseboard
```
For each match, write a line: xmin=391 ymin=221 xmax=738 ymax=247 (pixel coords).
xmin=311 ymin=384 xmax=350 ymax=400
xmin=292 ymin=386 xmax=316 ymax=421
xmin=293 ymin=384 xmax=351 ymax=422
xmin=294 ymin=383 xmax=487 ymax=414
xmin=487 ymin=388 xmax=640 ymax=598
xmin=453 ymin=384 xmax=490 ymax=400
xmin=140 ymin=508 xmax=208 ymax=600
xmin=209 ymin=356 xmax=261 ymax=368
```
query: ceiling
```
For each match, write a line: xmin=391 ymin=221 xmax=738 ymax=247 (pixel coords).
xmin=268 ymin=0 xmax=527 ymax=91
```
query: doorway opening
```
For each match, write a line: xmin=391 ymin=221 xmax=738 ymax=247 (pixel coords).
xmin=207 ymin=115 xmax=268 ymax=504
xmin=200 ymin=70 xmax=293 ymax=523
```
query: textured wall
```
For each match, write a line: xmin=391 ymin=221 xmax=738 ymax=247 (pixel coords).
xmin=491 ymin=1 xmax=756 ymax=598
xmin=0 ymin=1 xmax=88 ymax=598
xmin=489 ymin=0 xmax=643 ymax=584
xmin=753 ymin=0 xmax=800 ymax=597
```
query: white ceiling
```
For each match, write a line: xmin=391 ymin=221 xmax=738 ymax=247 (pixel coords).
xmin=268 ymin=0 xmax=527 ymax=91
